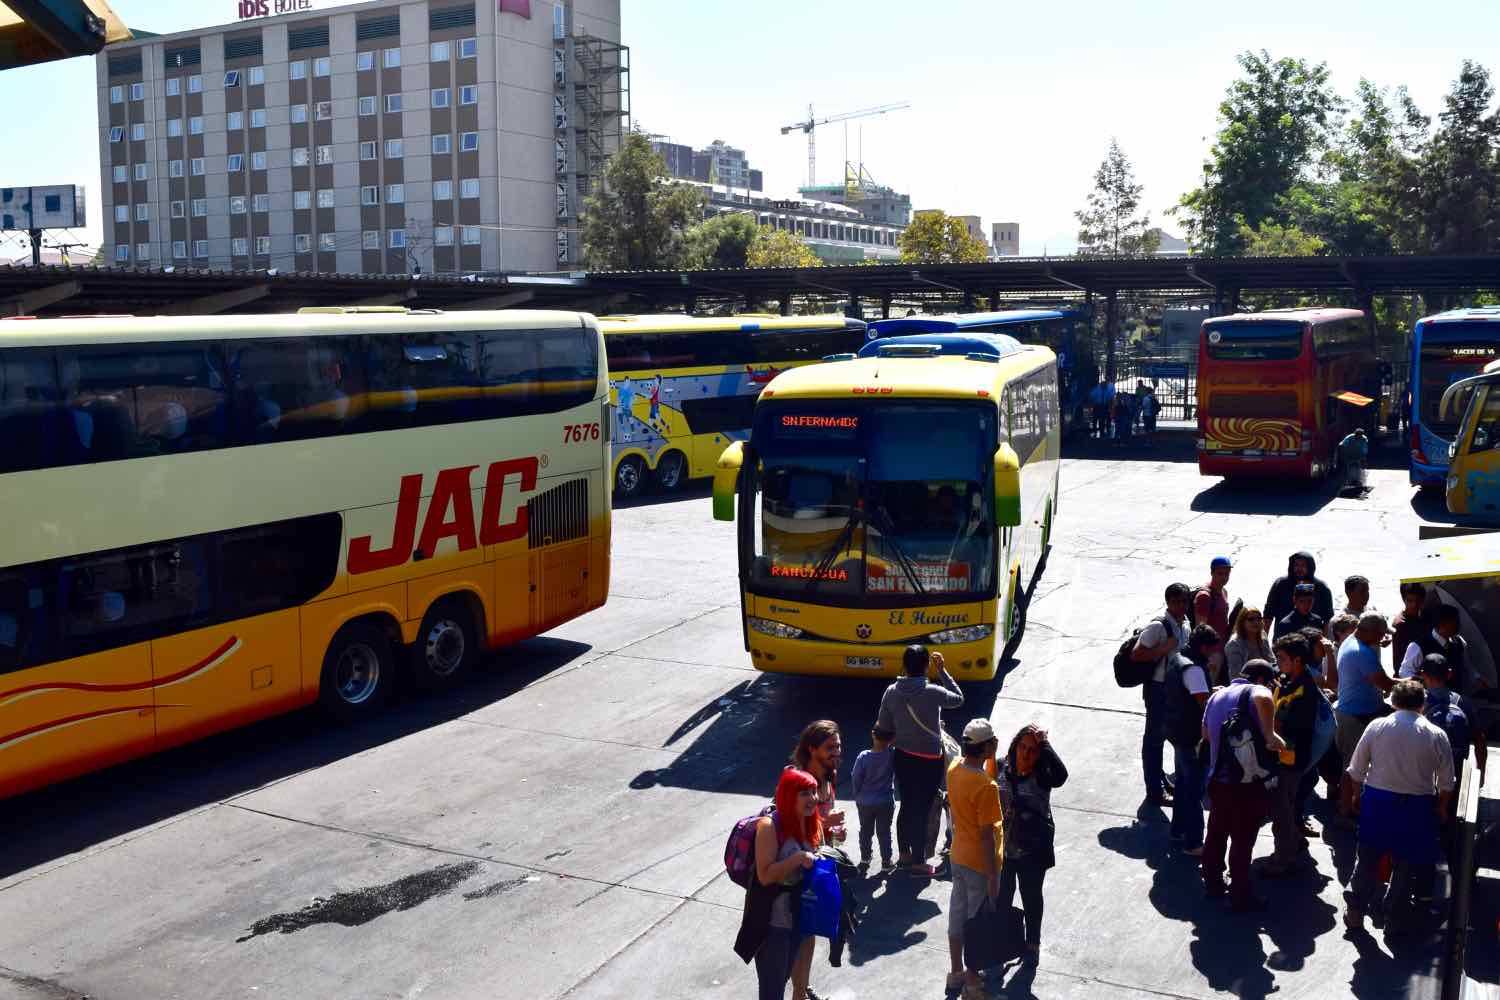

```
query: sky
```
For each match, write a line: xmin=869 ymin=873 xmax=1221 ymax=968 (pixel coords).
xmin=2 ymin=0 xmax=1498 ymax=260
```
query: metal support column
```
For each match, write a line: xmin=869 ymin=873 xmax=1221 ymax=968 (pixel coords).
xmin=1105 ymin=290 xmax=1118 ymax=383
xmin=779 ymin=293 xmax=792 ymax=317
xmin=962 ymin=288 xmax=974 ymax=311
xmin=844 ymin=293 xmax=861 ymax=320
xmin=881 ymin=291 xmax=892 ymax=319
xmin=1228 ymin=287 xmax=1241 ymax=313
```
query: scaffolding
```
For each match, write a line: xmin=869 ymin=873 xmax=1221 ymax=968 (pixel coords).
xmin=555 ymin=13 xmax=629 ymax=267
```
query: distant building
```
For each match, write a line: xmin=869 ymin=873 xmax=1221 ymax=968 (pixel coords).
xmin=798 ymin=181 xmax=911 ymax=226
xmin=687 ymin=181 xmax=902 ymax=263
xmin=1148 ymin=227 xmax=1189 ymax=256
xmin=914 ymin=210 xmax=990 ymax=252
xmin=991 ymin=222 xmax=1019 ymax=257
xmin=650 ymin=136 xmax=762 ymax=192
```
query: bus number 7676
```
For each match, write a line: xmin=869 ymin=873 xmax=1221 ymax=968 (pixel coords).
xmin=564 ymin=422 xmax=601 ymax=442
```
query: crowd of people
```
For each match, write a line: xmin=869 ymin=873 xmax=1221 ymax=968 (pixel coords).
xmin=1087 ymin=378 xmax=1162 ymax=444
xmin=734 ymin=547 xmax=1487 ymax=999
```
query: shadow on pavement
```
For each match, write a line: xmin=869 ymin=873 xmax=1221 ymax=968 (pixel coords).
xmin=1062 ymin=430 xmax=1198 ymax=464
xmin=1 ymin=636 xmax=591 ymax=881
xmin=611 ymin=479 xmax=712 ymax=511
xmin=842 ymin=871 xmax=940 ymax=966
xmin=1190 ymin=478 xmax=1339 ymax=516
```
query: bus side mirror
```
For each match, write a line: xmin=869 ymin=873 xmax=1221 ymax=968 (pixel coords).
xmin=994 ymin=443 xmax=1021 ymax=527
xmin=713 ymin=441 xmax=744 ymax=522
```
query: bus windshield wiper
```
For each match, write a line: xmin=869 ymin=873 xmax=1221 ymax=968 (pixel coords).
xmin=804 ymin=509 xmax=860 ymax=594
xmin=870 ymin=505 xmax=926 ymax=596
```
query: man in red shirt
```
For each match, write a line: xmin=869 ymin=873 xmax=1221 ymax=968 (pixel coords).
xmin=1194 ymin=556 xmax=1233 ymax=641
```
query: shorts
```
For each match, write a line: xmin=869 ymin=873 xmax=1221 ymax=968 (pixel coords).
xmin=948 ymin=862 xmax=991 ymax=937
xmin=1335 ymin=710 xmax=1375 ymax=764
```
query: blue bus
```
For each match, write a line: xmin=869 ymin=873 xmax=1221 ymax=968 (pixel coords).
xmin=866 ymin=310 xmax=1090 ymax=433
xmin=1410 ymin=307 xmax=1500 ymax=487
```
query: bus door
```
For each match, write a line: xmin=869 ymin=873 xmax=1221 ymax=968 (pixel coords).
xmin=1447 ymin=378 xmax=1500 ymax=517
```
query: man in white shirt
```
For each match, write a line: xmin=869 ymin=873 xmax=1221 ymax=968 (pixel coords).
xmin=1131 ymin=582 xmax=1193 ymax=806
xmin=1343 ymin=679 xmax=1456 ymax=932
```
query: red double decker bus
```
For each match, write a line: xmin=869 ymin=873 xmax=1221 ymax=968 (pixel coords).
xmin=1197 ymin=308 xmax=1381 ymax=480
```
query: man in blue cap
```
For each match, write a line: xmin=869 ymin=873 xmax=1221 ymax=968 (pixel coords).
xmin=1194 ymin=557 xmax=1233 ymax=649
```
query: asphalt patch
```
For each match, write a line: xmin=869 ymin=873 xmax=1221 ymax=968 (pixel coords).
xmin=237 ymin=861 xmax=481 ymax=942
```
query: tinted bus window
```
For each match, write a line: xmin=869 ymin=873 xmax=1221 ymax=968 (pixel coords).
xmin=1209 ymin=392 xmax=1299 ymax=418
xmin=362 ymin=331 xmax=480 ymax=430
xmin=66 ymin=343 xmax=231 ymax=461
xmin=1205 ymin=321 xmax=1305 ymax=361
xmin=59 ymin=538 xmax=215 ymax=659
xmin=228 ymin=337 xmax=364 ymax=442
xmin=219 ymin=513 xmax=341 ymax=619
xmin=1313 ymin=319 xmax=1367 ymax=357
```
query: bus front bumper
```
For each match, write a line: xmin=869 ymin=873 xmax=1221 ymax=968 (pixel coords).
xmin=748 ymin=633 xmax=999 ymax=681
xmin=1198 ymin=451 xmax=1321 ymax=479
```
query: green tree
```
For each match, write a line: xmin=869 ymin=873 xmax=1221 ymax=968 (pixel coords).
xmin=581 ymin=132 xmax=706 ymax=270
xmin=1415 ymin=60 xmax=1500 ymax=254
xmin=1236 ymin=220 xmax=1326 ymax=256
xmin=746 ymin=227 xmax=821 ymax=268
xmin=1074 ymin=138 xmax=1160 ymax=256
xmin=1176 ymin=51 xmax=1341 ymax=254
xmin=896 ymin=211 xmax=989 ymax=263
xmin=680 ymin=212 xmax=760 ymax=269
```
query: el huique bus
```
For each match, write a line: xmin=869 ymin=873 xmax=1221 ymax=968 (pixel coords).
xmin=1197 ymin=308 xmax=1381 ymax=480
xmin=711 ymin=331 xmax=1061 ymax=681
xmin=1408 ymin=307 xmax=1500 ymax=489
xmin=601 ymin=313 xmax=866 ymax=498
xmin=867 ymin=310 xmax=1090 ymax=435
xmin=0 ymin=307 xmax=609 ymax=799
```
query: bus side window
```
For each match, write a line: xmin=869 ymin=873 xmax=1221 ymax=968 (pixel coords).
xmin=63 ymin=342 xmax=231 ymax=461
xmin=0 ymin=349 xmax=65 ymax=473
xmin=0 ymin=567 xmax=58 ymax=674
xmin=58 ymin=540 xmax=214 ymax=659
xmin=219 ymin=513 xmax=341 ymax=619
xmin=1474 ymin=389 xmax=1500 ymax=452
xmin=362 ymin=331 xmax=480 ymax=430
xmin=229 ymin=337 xmax=362 ymax=442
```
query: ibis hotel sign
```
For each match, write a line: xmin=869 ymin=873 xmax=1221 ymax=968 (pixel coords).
xmin=237 ymin=0 xmax=314 ymax=19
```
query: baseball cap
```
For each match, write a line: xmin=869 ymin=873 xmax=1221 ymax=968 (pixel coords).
xmin=1240 ymin=658 xmax=1277 ymax=684
xmin=1294 ymin=582 xmax=1316 ymax=596
xmin=962 ymin=718 xmax=996 ymax=744
xmin=1211 ymin=556 xmax=1233 ymax=570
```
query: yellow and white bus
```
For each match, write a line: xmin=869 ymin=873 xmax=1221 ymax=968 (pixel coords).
xmin=601 ymin=314 xmax=866 ymax=498
xmin=712 ymin=330 xmax=1060 ymax=680
xmin=0 ymin=307 xmax=609 ymax=799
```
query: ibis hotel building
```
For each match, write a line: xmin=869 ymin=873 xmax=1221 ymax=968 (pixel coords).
xmin=95 ymin=0 xmax=625 ymax=275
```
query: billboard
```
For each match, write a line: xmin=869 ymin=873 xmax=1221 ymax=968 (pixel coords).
xmin=0 ymin=186 xmax=86 ymax=231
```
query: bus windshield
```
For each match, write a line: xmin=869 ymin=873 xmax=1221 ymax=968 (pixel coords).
xmin=750 ymin=403 xmax=996 ymax=600
xmin=1205 ymin=321 xmax=1305 ymax=361
xmin=1419 ymin=334 xmax=1500 ymax=435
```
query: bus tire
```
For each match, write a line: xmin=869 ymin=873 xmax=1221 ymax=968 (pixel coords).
xmin=614 ymin=456 xmax=645 ymax=499
xmin=1000 ymin=567 xmax=1027 ymax=665
xmin=654 ymin=451 xmax=687 ymax=492
xmin=411 ymin=598 xmax=478 ymax=690
xmin=319 ymin=620 xmax=395 ymax=722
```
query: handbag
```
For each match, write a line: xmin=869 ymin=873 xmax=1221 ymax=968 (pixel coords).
xmin=963 ymin=898 xmax=1025 ymax=972
xmin=796 ymin=857 xmax=842 ymax=940
xmin=907 ymin=702 xmax=962 ymax=762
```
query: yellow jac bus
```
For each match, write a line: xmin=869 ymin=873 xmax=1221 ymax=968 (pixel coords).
xmin=712 ymin=331 xmax=1061 ymax=680
xmin=0 ymin=307 xmax=609 ymax=799
xmin=1441 ymin=359 xmax=1500 ymax=521
xmin=600 ymin=313 xmax=866 ymax=498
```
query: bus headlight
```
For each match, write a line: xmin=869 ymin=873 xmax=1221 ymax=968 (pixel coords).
xmin=927 ymin=624 xmax=994 ymax=645
xmin=749 ymin=617 xmax=803 ymax=640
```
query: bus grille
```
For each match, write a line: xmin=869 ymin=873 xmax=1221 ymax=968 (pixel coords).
xmin=528 ymin=478 xmax=589 ymax=549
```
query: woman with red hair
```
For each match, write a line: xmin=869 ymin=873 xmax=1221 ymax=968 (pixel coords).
xmin=734 ymin=768 xmax=823 ymax=1000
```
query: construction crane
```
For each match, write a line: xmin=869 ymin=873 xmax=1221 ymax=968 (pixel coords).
xmin=781 ymin=102 xmax=910 ymax=188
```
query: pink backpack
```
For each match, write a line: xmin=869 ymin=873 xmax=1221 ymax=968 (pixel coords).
xmin=724 ymin=806 xmax=776 ymax=889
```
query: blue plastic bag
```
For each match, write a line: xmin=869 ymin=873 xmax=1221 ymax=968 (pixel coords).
xmin=796 ymin=858 xmax=842 ymax=940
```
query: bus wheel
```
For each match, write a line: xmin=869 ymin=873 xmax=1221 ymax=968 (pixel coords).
xmin=1000 ymin=568 xmax=1027 ymax=664
xmin=319 ymin=621 xmax=394 ymax=722
xmin=654 ymin=451 xmax=687 ymax=492
xmin=412 ymin=599 xmax=478 ymax=690
xmin=614 ymin=456 xmax=645 ymax=499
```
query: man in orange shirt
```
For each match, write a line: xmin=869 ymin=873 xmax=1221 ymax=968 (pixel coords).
xmin=944 ymin=718 xmax=1003 ymax=1000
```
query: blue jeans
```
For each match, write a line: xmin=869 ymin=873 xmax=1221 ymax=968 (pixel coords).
xmin=1142 ymin=680 xmax=1169 ymax=798
xmin=1170 ymin=742 xmax=1205 ymax=847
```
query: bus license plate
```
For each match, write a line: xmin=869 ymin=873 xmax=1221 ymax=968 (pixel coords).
xmin=845 ymin=656 xmax=884 ymax=670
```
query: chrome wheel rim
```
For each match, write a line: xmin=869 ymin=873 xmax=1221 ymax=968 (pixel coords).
xmin=335 ymin=642 xmax=381 ymax=704
xmin=424 ymin=618 xmax=467 ymax=677
xmin=617 ymin=460 xmax=641 ymax=494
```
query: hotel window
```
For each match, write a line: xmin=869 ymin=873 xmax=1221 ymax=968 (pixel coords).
xmin=389 ymin=229 xmax=406 ymax=249
xmin=461 ymin=226 xmax=481 ymax=245
xmin=231 ymin=237 xmax=248 ymax=255
xmin=434 ymin=225 xmax=453 ymax=246
xmin=169 ymin=159 xmax=183 ymax=178
xmin=194 ymin=240 xmax=208 ymax=258
xmin=289 ymin=60 xmax=306 ymax=80
xmin=252 ymin=151 xmax=267 ymax=170
xmin=431 ymin=134 xmax=451 ymax=155
xmin=255 ymin=236 xmax=271 ymax=254
xmin=385 ymin=138 xmax=403 ymax=159
xmin=130 ymin=82 xmax=144 ymax=101
xmin=360 ymin=186 xmax=379 ymax=206
xmin=431 ymin=87 xmax=450 ymax=109
xmin=460 ymin=132 xmax=478 ymax=152
xmin=248 ymin=66 xmax=264 ymax=85
xmin=135 ymin=242 xmax=149 ymax=260
xmin=294 ymin=190 xmax=311 ymax=210
xmin=108 ymin=126 xmax=123 ymax=142
xmin=459 ymin=37 xmax=476 ymax=58
xmin=135 ymin=202 xmax=148 ymax=221
xmin=134 ymin=163 xmax=148 ymax=180
xmin=460 ymin=178 xmax=479 ymax=199
xmin=290 ymin=104 xmax=308 ymax=123
xmin=114 ymin=244 xmax=129 ymax=261
xmin=316 ymin=145 xmax=333 ymax=164
xmin=166 ymin=77 xmax=180 ymax=97
xmin=385 ymin=183 xmax=404 ymax=204
xmin=167 ymin=119 xmax=182 ymax=137
xmin=358 ymin=96 xmax=376 ymax=116
xmin=189 ymin=116 xmax=203 ymax=135
xmin=459 ymin=85 xmax=477 ymax=106
xmin=386 ymin=93 xmax=402 ymax=113
xmin=315 ymin=101 xmax=331 ymax=121
xmin=113 ymin=204 xmax=127 ymax=222
xmin=188 ymin=74 xmax=202 ymax=93
xmin=359 ymin=141 xmax=376 ymax=161
xmin=314 ymin=56 xmax=330 ymax=77
xmin=253 ymin=194 xmax=270 ymax=213
xmin=227 ymin=153 xmax=243 ymax=171
xmin=131 ymin=123 xmax=146 ymax=141
xmin=109 ymin=85 xmax=123 ymax=103
xmin=430 ymin=40 xmax=450 ymax=61
xmin=229 ymin=196 xmax=246 ymax=215
xmin=356 ymin=51 xmax=374 ymax=71
xmin=433 ymin=179 xmax=452 ymax=199
xmin=317 ymin=189 xmax=335 ymax=208
xmin=191 ymin=198 xmax=207 ymax=216
xmin=383 ymin=47 xmax=400 ymax=68
xmin=250 ymin=109 xmax=266 ymax=128
xmin=362 ymin=230 xmax=380 ymax=250
xmin=319 ymin=233 xmax=336 ymax=251
xmin=291 ymin=148 xmax=310 ymax=166
xmin=227 ymin=111 xmax=243 ymax=130
xmin=173 ymin=240 xmax=187 ymax=259
xmin=295 ymin=234 xmax=311 ymax=252
xmin=224 ymin=70 xmax=239 ymax=88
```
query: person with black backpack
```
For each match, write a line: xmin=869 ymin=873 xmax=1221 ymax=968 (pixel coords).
xmin=1164 ymin=625 xmax=1219 ymax=855
xmin=1129 ymin=583 xmax=1193 ymax=806
xmin=1200 ymin=659 xmax=1285 ymax=912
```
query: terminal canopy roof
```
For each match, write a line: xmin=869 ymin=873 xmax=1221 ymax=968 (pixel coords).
xmin=0 ymin=0 xmax=133 ymax=71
